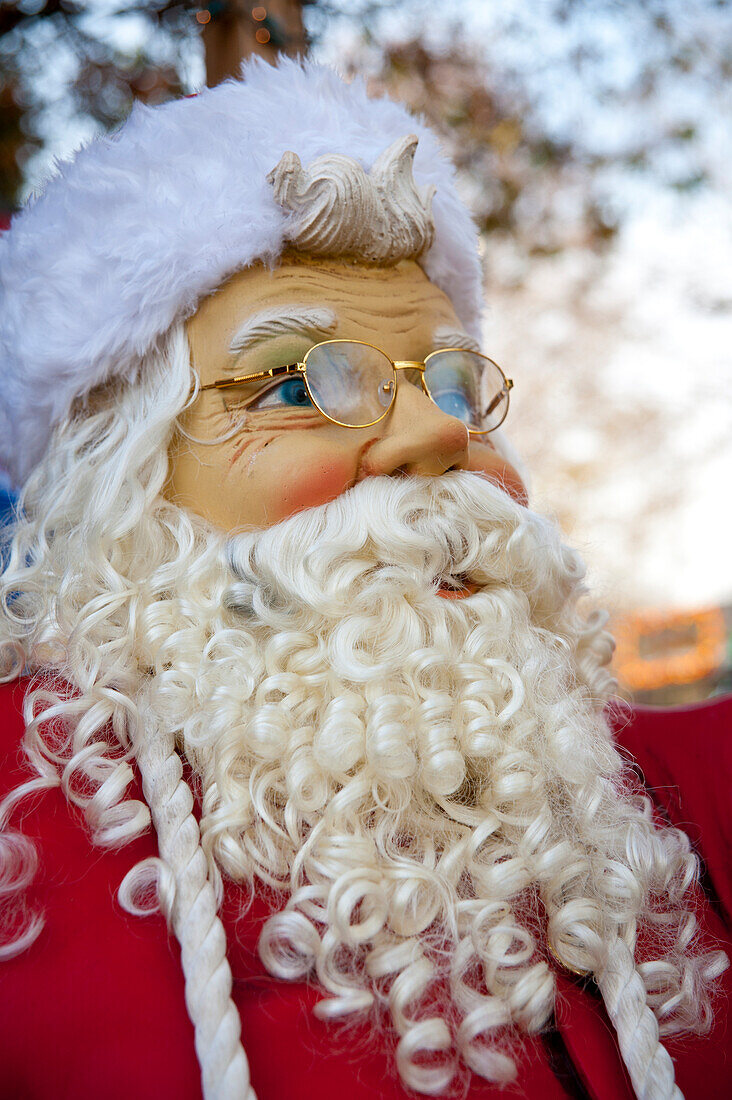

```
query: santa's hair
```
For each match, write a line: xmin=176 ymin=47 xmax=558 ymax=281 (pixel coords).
xmin=0 ymin=326 xmax=726 ymax=1100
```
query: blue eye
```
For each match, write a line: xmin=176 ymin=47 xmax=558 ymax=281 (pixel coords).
xmin=433 ymin=388 xmax=473 ymax=424
xmin=251 ymin=376 xmax=313 ymax=410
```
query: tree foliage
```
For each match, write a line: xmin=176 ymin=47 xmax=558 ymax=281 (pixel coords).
xmin=1 ymin=0 xmax=730 ymax=246
xmin=0 ymin=0 xmax=197 ymax=208
xmin=366 ymin=38 xmax=618 ymax=258
xmin=322 ymin=0 xmax=731 ymax=264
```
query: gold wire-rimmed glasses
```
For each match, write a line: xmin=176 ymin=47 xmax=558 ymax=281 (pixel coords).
xmin=197 ymin=339 xmax=514 ymax=434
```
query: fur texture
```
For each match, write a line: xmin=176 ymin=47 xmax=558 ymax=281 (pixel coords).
xmin=0 ymin=56 xmax=483 ymax=485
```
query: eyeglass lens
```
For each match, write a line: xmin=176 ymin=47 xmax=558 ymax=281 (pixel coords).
xmin=304 ymin=342 xmax=395 ymax=428
xmin=304 ymin=342 xmax=508 ymax=431
xmin=424 ymin=349 xmax=509 ymax=432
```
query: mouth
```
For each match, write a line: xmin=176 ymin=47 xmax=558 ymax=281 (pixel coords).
xmin=436 ymin=574 xmax=478 ymax=600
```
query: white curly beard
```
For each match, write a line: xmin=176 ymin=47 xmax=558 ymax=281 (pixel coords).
xmin=134 ymin=470 xmax=714 ymax=1095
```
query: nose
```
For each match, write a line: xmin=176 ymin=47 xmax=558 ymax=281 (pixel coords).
xmin=356 ymin=377 xmax=528 ymax=505
xmin=357 ymin=377 xmax=470 ymax=478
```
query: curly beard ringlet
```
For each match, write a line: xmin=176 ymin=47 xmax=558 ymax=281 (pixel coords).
xmin=134 ymin=469 xmax=723 ymax=1096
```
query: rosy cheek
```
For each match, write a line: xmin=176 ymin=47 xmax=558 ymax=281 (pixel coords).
xmin=465 ymin=447 xmax=528 ymax=507
xmin=269 ymin=456 xmax=355 ymax=522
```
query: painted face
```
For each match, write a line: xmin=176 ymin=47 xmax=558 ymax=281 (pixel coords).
xmin=167 ymin=256 xmax=527 ymax=535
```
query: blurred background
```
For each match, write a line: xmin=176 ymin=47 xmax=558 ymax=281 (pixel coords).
xmin=1 ymin=0 xmax=731 ymax=704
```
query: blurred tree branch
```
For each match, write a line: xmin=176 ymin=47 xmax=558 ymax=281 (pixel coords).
xmin=0 ymin=0 xmax=200 ymax=208
xmin=0 ymin=0 xmax=311 ymax=208
xmin=201 ymin=0 xmax=306 ymax=85
xmin=366 ymin=38 xmax=619 ymax=258
xmin=1 ymin=0 xmax=729 ymax=232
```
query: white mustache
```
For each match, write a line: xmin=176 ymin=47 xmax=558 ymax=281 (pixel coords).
xmin=225 ymin=471 xmax=584 ymax=621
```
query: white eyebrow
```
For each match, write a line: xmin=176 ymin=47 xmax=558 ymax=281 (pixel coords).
xmin=229 ymin=305 xmax=338 ymax=356
xmin=228 ymin=310 xmax=480 ymax=365
xmin=432 ymin=324 xmax=481 ymax=353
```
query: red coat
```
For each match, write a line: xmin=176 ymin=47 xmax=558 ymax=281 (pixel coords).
xmin=1 ymin=679 xmax=730 ymax=1100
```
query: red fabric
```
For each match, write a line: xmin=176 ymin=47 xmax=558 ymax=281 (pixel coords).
xmin=0 ymin=678 xmax=730 ymax=1100
xmin=610 ymin=698 xmax=732 ymax=928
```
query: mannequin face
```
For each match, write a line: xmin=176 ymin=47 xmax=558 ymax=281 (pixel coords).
xmin=167 ymin=256 xmax=526 ymax=532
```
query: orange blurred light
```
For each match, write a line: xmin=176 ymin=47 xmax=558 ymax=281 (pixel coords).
xmin=255 ymin=27 xmax=271 ymax=44
xmin=252 ymin=6 xmax=267 ymax=19
xmin=612 ymin=606 xmax=727 ymax=692
xmin=195 ymin=9 xmax=211 ymax=23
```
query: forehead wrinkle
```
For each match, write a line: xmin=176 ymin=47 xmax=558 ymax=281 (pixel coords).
xmin=229 ymin=304 xmax=338 ymax=356
xmin=329 ymin=287 xmax=460 ymax=344
xmin=267 ymin=259 xmax=456 ymax=330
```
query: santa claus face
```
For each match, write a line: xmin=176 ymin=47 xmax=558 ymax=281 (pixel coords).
xmin=167 ymin=256 xmax=526 ymax=535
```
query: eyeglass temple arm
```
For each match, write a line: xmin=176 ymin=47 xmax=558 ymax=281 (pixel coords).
xmin=484 ymin=378 xmax=514 ymax=417
xmin=198 ymin=362 xmax=305 ymax=392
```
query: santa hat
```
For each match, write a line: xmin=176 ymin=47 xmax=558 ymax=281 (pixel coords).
xmin=0 ymin=57 xmax=483 ymax=486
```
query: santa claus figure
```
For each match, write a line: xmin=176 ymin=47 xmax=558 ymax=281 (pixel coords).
xmin=0 ymin=58 xmax=729 ymax=1100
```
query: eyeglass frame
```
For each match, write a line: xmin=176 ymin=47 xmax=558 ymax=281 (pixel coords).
xmin=196 ymin=338 xmax=514 ymax=434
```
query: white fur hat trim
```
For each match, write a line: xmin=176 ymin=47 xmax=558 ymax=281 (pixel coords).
xmin=0 ymin=56 xmax=483 ymax=485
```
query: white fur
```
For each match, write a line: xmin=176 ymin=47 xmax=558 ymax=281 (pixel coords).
xmin=0 ymin=56 xmax=483 ymax=485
